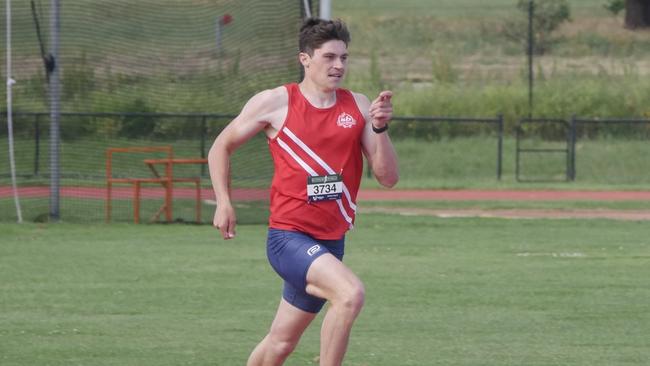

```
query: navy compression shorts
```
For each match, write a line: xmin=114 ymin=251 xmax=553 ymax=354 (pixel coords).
xmin=266 ymin=228 xmax=345 ymax=313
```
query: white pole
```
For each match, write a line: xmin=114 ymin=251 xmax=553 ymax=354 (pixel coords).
xmin=6 ymin=0 xmax=23 ymax=223
xmin=320 ymin=0 xmax=331 ymax=20
xmin=302 ymin=0 xmax=312 ymax=18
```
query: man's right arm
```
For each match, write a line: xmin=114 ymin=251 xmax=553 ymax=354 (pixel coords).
xmin=208 ymin=87 xmax=287 ymax=240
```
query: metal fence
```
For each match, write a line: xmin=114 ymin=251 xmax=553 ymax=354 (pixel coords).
xmin=516 ymin=117 xmax=650 ymax=183
xmin=1 ymin=111 xmax=505 ymax=223
xmin=3 ymin=111 xmax=649 ymax=223
xmin=1 ymin=112 xmax=236 ymax=180
xmin=392 ymin=115 xmax=504 ymax=181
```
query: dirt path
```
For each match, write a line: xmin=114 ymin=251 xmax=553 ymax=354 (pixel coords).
xmin=361 ymin=206 xmax=650 ymax=221
xmin=357 ymin=189 xmax=650 ymax=201
xmin=357 ymin=189 xmax=650 ymax=220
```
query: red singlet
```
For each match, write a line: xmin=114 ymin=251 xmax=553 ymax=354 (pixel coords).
xmin=268 ymin=83 xmax=366 ymax=240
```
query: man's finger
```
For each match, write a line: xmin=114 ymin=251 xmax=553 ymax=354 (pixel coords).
xmin=378 ymin=90 xmax=393 ymax=102
xmin=220 ymin=224 xmax=230 ymax=240
xmin=226 ymin=219 xmax=236 ymax=239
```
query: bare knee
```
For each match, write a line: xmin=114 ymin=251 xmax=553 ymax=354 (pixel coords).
xmin=335 ymin=282 xmax=365 ymax=317
xmin=267 ymin=335 xmax=299 ymax=359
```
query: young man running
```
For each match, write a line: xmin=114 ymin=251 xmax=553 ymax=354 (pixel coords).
xmin=208 ymin=17 xmax=399 ymax=366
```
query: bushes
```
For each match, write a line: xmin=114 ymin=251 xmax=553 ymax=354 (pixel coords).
xmin=388 ymin=75 xmax=650 ymax=139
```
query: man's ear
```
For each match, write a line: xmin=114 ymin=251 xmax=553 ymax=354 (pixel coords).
xmin=299 ymin=52 xmax=311 ymax=68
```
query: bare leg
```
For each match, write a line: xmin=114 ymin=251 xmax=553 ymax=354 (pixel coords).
xmin=305 ymin=254 xmax=365 ymax=366
xmin=247 ymin=298 xmax=317 ymax=366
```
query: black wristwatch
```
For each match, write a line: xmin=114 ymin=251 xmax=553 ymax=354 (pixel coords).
xmin=372 ymin=123 xmax=389 ymax=134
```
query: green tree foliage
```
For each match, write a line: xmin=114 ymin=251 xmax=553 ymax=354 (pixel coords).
xmin=603 ymin=0 xmax=625 ymax=16
xmin=504 ymin=0 xmax=572 ymax=55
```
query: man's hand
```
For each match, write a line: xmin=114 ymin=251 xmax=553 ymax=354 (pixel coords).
xmin=213 ymin=203 xmax=236 ymax=240
xmin=369 ymin=91 xmax=393 ymax=128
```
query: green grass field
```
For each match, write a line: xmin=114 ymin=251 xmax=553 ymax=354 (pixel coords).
xmin=3 ymin=3 xmax=649 ymax=363
xmin=1 ymin=215 xmax=649 ymax=366
xmin=3 ymin=4 xmax=649 ymax=363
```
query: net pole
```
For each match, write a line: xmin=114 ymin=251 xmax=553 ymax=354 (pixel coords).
xmin=320 ymin=0 xmax=331 ymax=19
xmin=302 ymin=0 xmax=312 ymax=18
xmin=5 ymin=0 xmax=23 ymax=223
xmin=49 ymin=0 xmax=61 ymax=221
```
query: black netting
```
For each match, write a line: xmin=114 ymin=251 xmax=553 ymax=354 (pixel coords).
xmin=1 ymin=0 xmax=319 ymax=223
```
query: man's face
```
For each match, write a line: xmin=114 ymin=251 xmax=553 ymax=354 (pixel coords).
xmin=300 ymin=40 xmax=348 ymax=90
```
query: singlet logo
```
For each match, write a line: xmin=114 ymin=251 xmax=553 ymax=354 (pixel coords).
xmin=307 ymin=244 xmax=322 ymax=257
xmin=336 ymin=112 xmax=356 ymax=128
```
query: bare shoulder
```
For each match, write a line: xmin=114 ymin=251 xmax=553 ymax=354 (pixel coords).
xmin=244 ymin=86 xmax=288 ymax=116
xmin=351 ymin=92 xmax=370 ymax=105
xmin=350 ymin=91 xmax=371 ymax=122
xmin=235 ymin=85 xmax=288 ymax=132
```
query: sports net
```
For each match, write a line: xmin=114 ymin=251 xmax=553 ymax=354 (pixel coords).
xmin=1 ymin=0 xmax=319 ymax=223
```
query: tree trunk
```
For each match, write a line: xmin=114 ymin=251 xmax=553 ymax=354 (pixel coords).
xmin=625 ymin=0 xmax=650 ymax=29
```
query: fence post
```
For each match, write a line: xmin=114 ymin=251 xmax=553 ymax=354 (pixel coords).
xmin=569 ymin=115 xmax=577 ymax=181
xmin=200 ymin=115 xmax=207 ymax=177
xmin=515 ymin=119 xmax=521 ymax=182
xmin=34 ymin=114 xmax=41 ymax=176
xmin=496 ymin=114 xmax=503 ymax=180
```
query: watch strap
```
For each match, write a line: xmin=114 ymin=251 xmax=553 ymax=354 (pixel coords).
xmin=372 ymin=123 xmax=389 ymax=134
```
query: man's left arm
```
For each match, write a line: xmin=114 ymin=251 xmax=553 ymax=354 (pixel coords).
xmin=357 ymin=91 xmax=399 ymax=188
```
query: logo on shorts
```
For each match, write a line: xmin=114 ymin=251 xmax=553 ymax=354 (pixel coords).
xmin=336 ymin=112 xmax=356 ymax=128
xmin=307 ymin=244 xmax=322 ymax=256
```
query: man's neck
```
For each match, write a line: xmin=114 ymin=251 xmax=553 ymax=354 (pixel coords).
xmin=298 ymin=80 xmax=337 ymax=109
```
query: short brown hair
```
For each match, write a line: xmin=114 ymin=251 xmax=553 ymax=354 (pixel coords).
xmin=299 ymin=18 xmax=350 ymax=55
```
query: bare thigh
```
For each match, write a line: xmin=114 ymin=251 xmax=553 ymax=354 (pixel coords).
xmin=305 ymin=253 xmax=364 ymax=303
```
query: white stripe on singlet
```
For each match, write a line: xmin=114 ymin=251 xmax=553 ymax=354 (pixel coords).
xmin=282 ymin=127 xmax=357 ymax=213
xmin=276 ymin=137 xmax=353 ymax=226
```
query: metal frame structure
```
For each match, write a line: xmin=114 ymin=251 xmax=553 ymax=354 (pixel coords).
xmin=515 ymin=118 xmax=572 ymax=182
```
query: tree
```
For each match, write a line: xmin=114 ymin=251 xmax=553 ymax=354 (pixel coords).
xmin=603 ymin=0 xmax=625 ymax=16
xmin=624 ymin=0 xmax=650 ymax=29
xmin=503 ymin=0 xmax=572 ymax=55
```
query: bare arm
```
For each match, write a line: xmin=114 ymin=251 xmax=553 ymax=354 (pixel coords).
xmin=208 ymin=87 xmax=287 ymax=239
xmin=357 ymin=91 xmax=399 ymax=188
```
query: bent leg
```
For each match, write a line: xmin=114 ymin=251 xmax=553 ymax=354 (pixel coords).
xmin=247 ymin=298 xmax=317 ymax=366
xmin=305 ymin=254 xmax=365 ymax=366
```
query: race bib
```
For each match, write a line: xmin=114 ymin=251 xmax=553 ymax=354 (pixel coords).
xmin=307 ymin=174 xmax=343 ymax=202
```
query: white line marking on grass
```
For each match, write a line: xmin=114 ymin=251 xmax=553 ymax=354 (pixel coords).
xmin=517 ymin=252 xmax=587 ymax=258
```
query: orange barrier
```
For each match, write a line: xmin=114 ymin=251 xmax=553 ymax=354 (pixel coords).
xmin=105 ymin=146 xmax=206 ymax=223
xmin=144 ymin=158 xmax=207 ymax=223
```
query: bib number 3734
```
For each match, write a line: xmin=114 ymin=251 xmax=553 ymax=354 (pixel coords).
xmin=307 ymin=174 xmax=343 ymax=202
